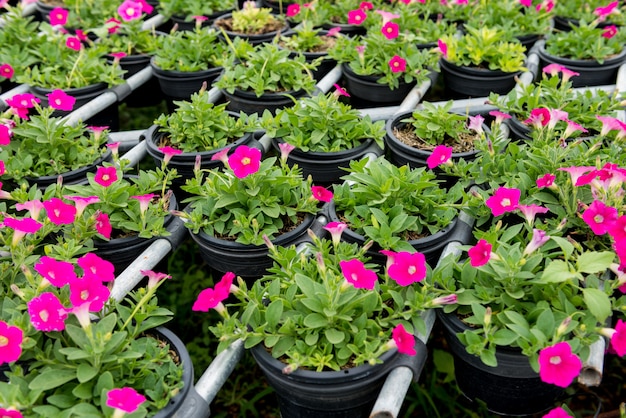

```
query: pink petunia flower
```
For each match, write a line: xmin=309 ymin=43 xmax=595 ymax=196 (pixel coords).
xmin=359 ymin=1 xmax=373 ymax=10
xmin=485 ymin=187 xmax=520 ymax=217
xmin=374 ymin=9 xmax=399 ymax=25
xmin=95 ymin=211 xmax=112 ymax=239
xmin=109 ymin=51 xmax=127 ymax=60
xmin=519 ymin=0 xmax=533 ymax=7
xmin=27 ymin=292 xmax=68 ymax=332
xmin=594 ymin=1 xmax=619 ymax=19
xmin=0 ymin=408 xmax=22 ymax=418
xmin=192 ymin=272 xmax=235 ymax=314
xmin=558 ymin=166 xmax=595 ymax=186
xmin=94 ymin=166 xmax=118 ymax=187
xmin=388 ymin=55 xmax=406 ymax=73
xmin=608 ymin=215 xmax=626 ymax=242
xmin=158 ymin=146 xmax=182 ymax=166
xmin=228 ymin=145 xmax=261 ymax=179
xmin=0 ymin=124 xmax=11 ymax=145
xmin=381 ymin=21 xmax=399 ymax=39
xmin=563 ymin=120 xmax=588 ymax=139
xmin=135 ymin=0 xmax=154 ymax=14
xmin=543 ymin=406 xmax=573 ymax=418
xmin=49 ymin=7 xmax=68 ymax=26
xmin=523 ymin=229 xmax=550 ymax=256
xmin=339 ymin=259 xmax=377 ymax=290
xmin=6 ymin=93 xmax=40 ymax=109
xmin=602 ymin=25 xmax=618 ymax=39
xmin=78 ymin=253 xmax=115 ymax=282
xmin=327 ymin=26 xmax=341 ymax=37
xmin=34 ymin=256 xmax=78 ymax=287
xmin=105 ymin=17 xmax=122 ymax=34
xmin=69 ymin=276 xmax=110 ymax=312
xmin=437 ymin=39 xmax=448 ymax=58
xmin=489 ymin=110 xmax=511 ymax=125
xmin=387 ymin=251 xmax=427 ymax=286
xmin=604 ymin=319 xmax=626 ymax=357
xmin=65 ymin=36 xmax=82 ymax=51
xmin=429 ymin=294 xmax=458 ymax=307
xmin=391 ymin=324 xmax=416 ymax=356
xmin=582 ymin=200 xmax=618 ymax=235
xmin=311 ymin=185 xmax=333 ymax=202
xmin=15 ymin=200 xmax=44 ymax=221
xmin=106 ymin=387 xmax=147 ymax=414
xmin=131 ymin=193 xmax=156 ymax=216
xmin=538 ymin=341 xmax=581 ymax=387
xmin=42 ymin=197 xmax=77 ymax=225
xmin=333 ymin=83 xmax=350 ymax=98
xmin=286 ymin=3 xmax=300 ymax=16
xmin=347 ymin=8 xmax=367 ymax=25
xmin=468 ymin=239 xmax=492 ymax=267
xmin=3 ymin=217 xmax=43 ymax=246
xmin=517 ymin=204 xmax=549 ymax=225
xmin=63 ymin=195 xmax=99 ymax=217
xmin=536 ymin=173 xmax=556 ymax=189
xmin=324 ymin=221 xmax=347 ymax=246
xmin=211 ymin=147 xmax=230 ymax=165
xmin=47 ymin=89 xmax=76 ymax=112
xmin=597 ymin=115 xmax=622 ymax=137
xmin=0 ymin=321 xmax=23 ymax=365
xmin=524 ymin=107 xmax=551 ymax=128
xmin=140 ymin=269 xmax=171 ymax=290
xmin=117 ymin=0 xmax=143 ymax=21
xmin=0 ymin=63 xmax=14 ymax=79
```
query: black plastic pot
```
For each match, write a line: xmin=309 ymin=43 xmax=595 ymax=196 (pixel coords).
xmin=341 ymin=63 xmax=416 ymax=106
xmin=439 ymin=59 xmax=520 ymax=99
xmin=505 ymin=116 xmax=532 ymax=141
xmin=30 ymin=83 xmax=119 ymax=130
xmin=213 ymin=13 xmax=290 ymax=45
xmin=325 ymin=202 xmax=469 ymax=267
xmin=436 ymin=310 xmax=564 ymax=416
xmin=150 ymin=57 xmax=223 ymax=101
xmin=222 ymin=88 xmax=306 ymax=115
xmin=271 ymin=138 xmax=381 ymax=185
xmin=151 ymin=327 xmax=195 ymax=418
xmin=251 ymin=344 xmax=402 ymax=418
xmin=94 ymin=189 xmax=178 ymax=276
xmin=537 ymin=45 xmax=626 ymax=88
xmin=106 ymin=53 xmax=163 ymax=108
xmin=25 ymin=148 xmax=112 ymax=190
xmin=190 ymin=214 xmax=315 ymax=278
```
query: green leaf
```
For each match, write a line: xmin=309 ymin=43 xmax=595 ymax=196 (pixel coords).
xmin=538 ymin=260 xmax=579 ymax=283
xmin=76 ymin=363 xmax=98 ymax=383
xmin=266 ymin=300 xmax=283 ymax=330
xmin=324 ymin=328 xmax=345 ymax=344
xmin=29 ymin=369 xmax=76 ymax=391
xmin=582 ymin=288 xmax=612 ymax=322
xmin=303 ymin=313 xmax=328 ymax=328
xmin=576 ymin=252 xmax=615 ymax=274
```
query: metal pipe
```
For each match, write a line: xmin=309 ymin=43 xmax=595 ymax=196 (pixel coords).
xmin=579 ymin=339 xmax=605 ymax=387
xmin=108 ymin=129 xmax=145 ymax=151
xmin=141 ymin=13 xmax=166 ymax=30
xmin=0 ymin=83 xmax=30 ymax=110
xmin=314 ymin=64 xmax=342 ymax=95
xmin=395 ymin=79 xmax=433 ymax=115
xmin=194 ymin=339 xmax=246 ymax=404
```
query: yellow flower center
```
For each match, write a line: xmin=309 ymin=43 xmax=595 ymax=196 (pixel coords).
xmin=242 ymin=157 xmax=251 ymax=165
xmin=501 ymin=198 xmax=511 ymax=207
xmin=0 ymin=336 xmax=8 ymax=347
xmin=594 ymin=214 xmax=604 ymax=223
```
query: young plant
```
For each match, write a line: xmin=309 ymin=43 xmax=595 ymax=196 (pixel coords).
xmin=544 ymin=19 xmax=626 ymax=63
xmin=158 ymin=0 xmax=236 ymax=19
xmin=225 ymin=2 xmax=285 ymax=34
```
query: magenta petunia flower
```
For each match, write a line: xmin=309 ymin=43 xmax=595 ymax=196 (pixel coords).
xmin=34 ymin=256 xmax=78 ymax=287
xmin=524 ymin=107 xmax=550 ymax=128
xmin=105 ymin=17 xmax=122 ymax=34
xmin=192 ymin=285 xmax=229 ymax=312
xmin=158 ymin=146 xmax=182 ymax=166
xmin=74 ymin=29 xmax=88 ymax=41
xmin=78 ymin=253 xmax=115 ymax=282
xmin=95 ymin=211 xmax=112 ymax=239
xmin=117 ymin=0 xmax=143 ymax=21
xmin=347 ymin=8 xmax=367 ymax=25
xmin=333 ymin=83 xmax=350 ymax=97
xmin=140 ymin=269 xmax=171 ymax=290
xmin=426 ymin=145 xmax=453 ymax=169
xmin=597 ymin=115 xmax=622 ymax=137
xmin=323 ymin=221 xmax=347 ymax=246
xmin=0 ymin=321 xmax=23 ymax=365
xmin=48 ymin=89 xmax=77 ymax=111
xmin=359 ymin=1 xmax=373 ymax=9
xmin=69 ymin=276 xmax=110 ymax=312
xmin=94 ymin=166 xmax=118 ymax=187
xmin=485 ymin=187 xmax=520 ymax=217
xmin=594 ymin=1 xmax=619 ymax=18
xmin=602 ymin=25 xmax=618 ymax=39
xmin=311 ymin=185 xmax=333 ymax=202
xmin=106 ymin=387 xmax=147 ymax=414
xmin=49 ymin=7 xmax=68 ymax=26
xmin=538 ymin=341 xmax=581 ymax=387
xmin=135 ymin=0 xmax=154 ymax=14
xmin=523 ymin=229 xmax=550 ymax=256
xmin=42 ymin=197 xmax=76 ymax=225
xmin=278 ymin=142 xmax=295 ymax=162
xmin=131 ymin=193 xmax=156 ymax=215
xmin=519 ymin=0 xmax=532 ymax=7
xmin=286 ymin=3 xmax=300 ymax=16
xmin=388 ymin=55 xmax=406 ymax=73
xmin=388 ymin=251 xmax=427 ymax=286
xmin=392 ymin=324 xmax=416 ymax=356
xmin=468 ymin=239 xmax=492 ymax=267
xmin=65 ymin=36 xmax=82 ymax=51
xmin=6 ymin=93 xmax=40 ymax=109
xmin=339 ymin=259 xmax=377 ymax=290
xmin=228 ymin=145 xmax=261 ymax=179
xmin=430 ymin=294 xmax=458 ymax=306
xmin=109 ymin=51 xmax=127 ymax=60
xmin=210 ymin=147 xmax=230 ymax=165
xmin=0 ymin=160 xmax=5 ymax=177
xmin=327 ymin=26 xmax=341 ymax=37
xmin=582 ymin=200 xmax=618 ymax=235
xmin=517 ymin=204 xmax=549 ymax=225
xmin=437 ymin=39 xmax=448 ymax=58
xmin=609 ymin=215 xmax=626 ymax=242
xmin=608 ymin=319 xmax=626 ymax=357
xmin=381 ymin=21 xmax=399 ymax=39
xmin=0 ymin=408 xmax=23 ymax=418
xmin=0 ymin=124 xmax=11 ymax=145
xmin=63 ymin=195 xmax=99 ymax=217
xmin=543 ymin=406 xmax=573 ymax=418
xmin=558 ymin=166 xmax=595 ymax=186
xmin=542 ymin=63 xmax=565 ymax=76
xmin=0 ymin=63 xmax=14 ymax=79
xmin=3 ymin=217 xmax=43 ymax=246
xmin=27 ymin=292 xmax=68 ymax=332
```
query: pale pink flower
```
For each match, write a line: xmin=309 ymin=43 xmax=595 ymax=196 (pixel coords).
xmin=158 ymin=146 xmax=182 ymax=166
xmin=597 ymin=115 xmax=622 ymax=137
xmin=140 ymin=269 xmax=171 ymax=290
xmin=15 ymin=200 xmax=44 ymax=220
xmin=211 ymin=147 xmax=230 ymax=165
xmin=517 ymin=204 xmax=549 ymax=225
xmin=278 ymin=142 xmax=295 ymax=162
xmin=131 ymin=193 xmax=156 ymax=216
xmin=523 ymin=229 xmax=550 ymax=256
xmin=323 ymin=221 xmax=347 ymax=246
xmin=374 ymin=9 xmax=399 ymax=25
xmin=63 ymin=195 xmax=99 ymax=217
xmin=488 ymin=110 xmax=511 ymax=125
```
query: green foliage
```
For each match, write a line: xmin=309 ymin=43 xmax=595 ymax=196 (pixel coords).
xmin=215 ymin=43 xmax=319 ymax=97
xmin=332 ymin=157 xmax=461 ymax=251
xmin=440 ymin=25 xmax=527 ymax=72
xmin=554 ymin=0 xmax=626 ymax=25
xmin=158 ymin=0 xmax=236 ymax=18
xmin=278 ymin=21 xmax=333 ymax=53
xmin=230 ymin=3 xmax=284 ymax=33
xmin=327 ymin=32 xmax=438 ymax=90
xmin=464 ymin=0 xmax=553 ymax=38
xmin=154 ymin=89 xmax=259 ymax=152
xmin=261 ymin=92 xmax=385 ymax=152
xmin=181 ymin=154 xmax=320 ymax=245
xmin=544 ymin=19 xmax=626 ymax=63
xmin=404 ymin=100 xmax=479 ymax=146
